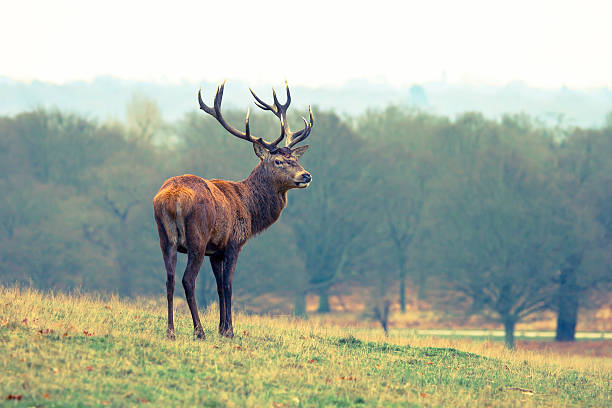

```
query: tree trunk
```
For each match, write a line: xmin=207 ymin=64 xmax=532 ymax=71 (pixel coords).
xmin=414 ymin=269 xmax=427 ymax=311
xmin=555 ymin=286 xmax=579 ymax=341
xmin=396 ymin=253 xmax=408 ymax=313
xmin=399 ymin=272 xmax=406 ymax=313
xmin=294 ymin=292 xmax=307 ymax=318
xmin=412 ymin=283 xmax=420 ymax=312
xmin=503 ymin=318 xmax=516 ymax=350
xmin=555 ymin=255 xmax=581 ymax=342
xmin=556 ymin=305 xmax=578 ymax=341
xmin=117 ymin=219 xmax=132 ymax=295
xmin=317 ymin=288 xmax=331 ymax=313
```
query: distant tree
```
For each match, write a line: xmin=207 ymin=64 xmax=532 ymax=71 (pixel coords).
xmin=1 ymin=110 xmax=121 ymax=188
xmin=284 ymin=111 xmax=375 ymax=316
xmin=0 ymin=111 xmax=128 ymax=290
xmin=554 ymin=126 xmax=612 ymax=341
xmin=357 ymin=107 xmax=448 ymax=312
xmin=0 ymin=177 xmax=74 ymax=287
xmin=425 ymin=114 xmax=571 ymax=349
xmin=125 ymin=94 xmax=164 ymax=145
xmin=82 ymin=146 xmax=161 ymax=295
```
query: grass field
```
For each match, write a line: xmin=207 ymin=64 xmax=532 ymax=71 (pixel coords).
xmin=1 ymin=286 xmax=610 ymax=407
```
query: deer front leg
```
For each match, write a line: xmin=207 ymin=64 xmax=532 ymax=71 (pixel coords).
xmin=183 ymin=250 xmax=206 ymax=339
xmin=210 ymin=254 xmax=226 ymax=336
xmin=220 ymin=247 xmax=240 ymax=338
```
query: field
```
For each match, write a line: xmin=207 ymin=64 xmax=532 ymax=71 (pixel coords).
xmin=1 ymin=286 xmax=610 ymax=407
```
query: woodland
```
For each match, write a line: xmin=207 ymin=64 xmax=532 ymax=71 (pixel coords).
xmin=1 ymin=97 xmax=611 ymax=348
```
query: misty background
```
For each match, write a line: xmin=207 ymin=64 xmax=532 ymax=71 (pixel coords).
xmin=2 ymin=76 xmax=612 ymax=128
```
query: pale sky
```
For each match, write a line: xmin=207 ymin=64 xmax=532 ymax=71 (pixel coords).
xmin=2 ymin=0 xmax=611 ymax=89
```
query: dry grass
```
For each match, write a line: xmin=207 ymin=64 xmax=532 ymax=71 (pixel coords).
xmin=1 ymin=285 xmax=610 ymax=407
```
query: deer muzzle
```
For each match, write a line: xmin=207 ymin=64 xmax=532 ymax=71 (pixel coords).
xmin=294 ymin=172 xmax=312 ymax=188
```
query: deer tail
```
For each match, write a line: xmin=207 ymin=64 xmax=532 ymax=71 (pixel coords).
xmin=153 ymin=185 xmax=195 ymax=247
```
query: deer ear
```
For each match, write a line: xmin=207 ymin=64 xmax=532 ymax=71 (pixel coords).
xmin=253 ymin=141 xmax=269 ymax=160
xmin=291 ymin=145 xmax=309 ymax=159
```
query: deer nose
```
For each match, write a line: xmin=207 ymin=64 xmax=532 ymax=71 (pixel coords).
xmin=301 ymin=173 xmax=312 ymax=183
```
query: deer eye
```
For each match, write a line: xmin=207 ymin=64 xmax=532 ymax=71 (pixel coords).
xmin=274 ymin=159 xmax=283 ymax=166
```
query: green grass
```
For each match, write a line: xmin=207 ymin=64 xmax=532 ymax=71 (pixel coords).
xmin=1 ymin=286 xmax=610 ymax=407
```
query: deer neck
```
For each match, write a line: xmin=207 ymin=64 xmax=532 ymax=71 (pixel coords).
xmin=243 ymin=163 xmax=288 ymax=235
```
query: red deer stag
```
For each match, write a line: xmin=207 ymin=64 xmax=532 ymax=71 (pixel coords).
xmin=153 ymin=81 xmax=313 ymax=339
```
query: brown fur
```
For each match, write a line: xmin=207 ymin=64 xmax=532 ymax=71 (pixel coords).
xmin=153 ymin=181 xmax=195 ymax=219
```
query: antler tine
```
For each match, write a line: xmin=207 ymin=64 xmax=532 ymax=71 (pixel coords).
xmin=272 ymin=88 xmax=281 ymax=110
xmin=245 ymin=107 xmax=251 ymax=136
xmin=283 ymin=81 xmax=291 ymax=108
xmin=286 ymin=105 xmax=314 ymax=148
xmin=198 ymin=87 xmax=216 ymax=117
xmin=198 ymin=82 xmax=281 ymax=151
xmin=250 ymin=82 xmax=292 ymax=115
xmin=213 ymin=81 xmax=225 ymax=114
xmin=250 ymin=88 xmax=278 ymax=115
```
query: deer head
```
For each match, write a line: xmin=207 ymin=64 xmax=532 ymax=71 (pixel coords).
xmin=198 ymin=81 xmax=314 ymax=189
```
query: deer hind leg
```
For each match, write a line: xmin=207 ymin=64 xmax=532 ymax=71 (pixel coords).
xmin=183 ymin=249 xmax=206 ymax=339
xmin=163 ymin=244 xmax=178 ymax=339
xmin=156 ymin=217 xmax=178 ymax=340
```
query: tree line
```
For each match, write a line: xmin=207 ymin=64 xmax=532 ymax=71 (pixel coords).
xmin=1 ymin=98 xmax=610 ymax=348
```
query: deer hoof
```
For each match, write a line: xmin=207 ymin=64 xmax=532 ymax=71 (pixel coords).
xmin=194 ymin=329 xmax=206 ymax=340
xmin=220 ymin=328 xmax=234 ymax=338
xmin=166 ymin=329 xmax=176 ymax=340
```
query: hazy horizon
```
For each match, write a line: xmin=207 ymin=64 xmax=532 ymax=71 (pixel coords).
xmin=3 ymin=74 xmax=612 ymax=92
xmin=2 ymin=75 xmax=611 ymax=128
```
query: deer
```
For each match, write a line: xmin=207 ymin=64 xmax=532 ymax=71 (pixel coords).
xmin=153 ymin=81 xmax=314 ymax=339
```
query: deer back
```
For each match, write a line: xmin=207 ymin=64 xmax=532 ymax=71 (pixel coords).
xmin=154 ymin=174 xmax=252 ymax=251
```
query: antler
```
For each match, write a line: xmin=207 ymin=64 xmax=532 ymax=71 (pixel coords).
xmin=198 ymin=81 xmax=284 ymax=151
xmin=249 ymin=81 xmax=314 ymax=148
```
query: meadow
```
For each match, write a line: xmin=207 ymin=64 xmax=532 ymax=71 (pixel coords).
xmin=1 ymin=285 xmax=610 ymax=407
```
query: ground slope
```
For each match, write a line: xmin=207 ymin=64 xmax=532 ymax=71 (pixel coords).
xmin=1 ymin=286 xmax=610 ymax=407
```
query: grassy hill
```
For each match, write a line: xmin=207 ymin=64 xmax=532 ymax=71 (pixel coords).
xmin=1 ymin=286 xmax=610 ymax=407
